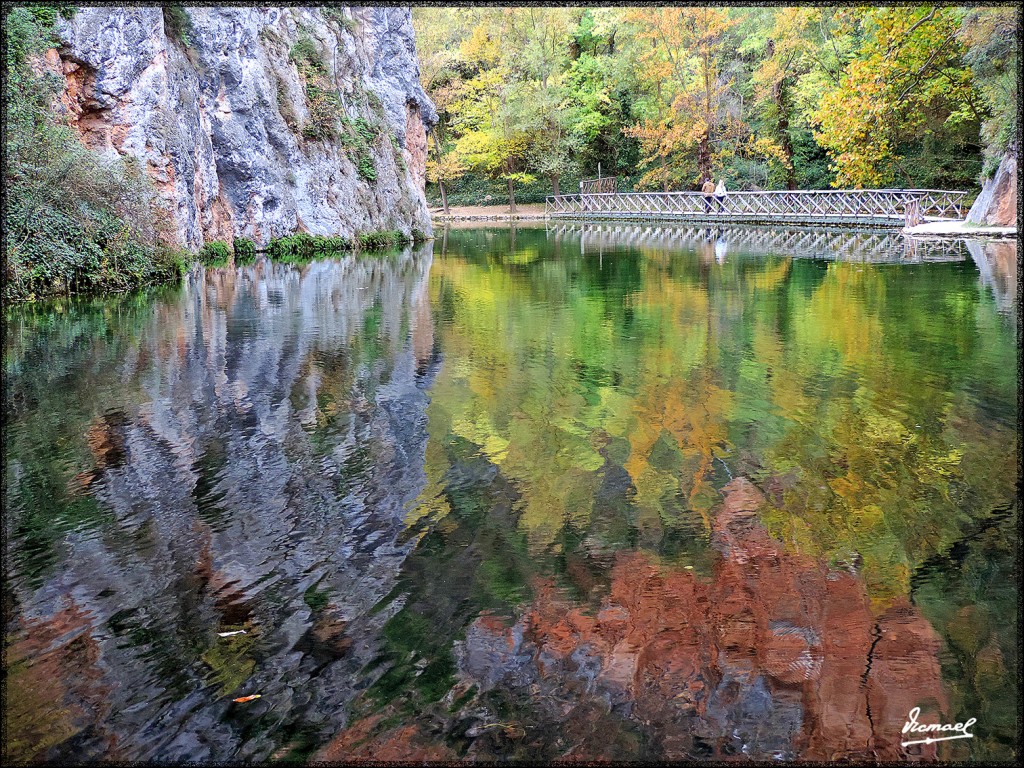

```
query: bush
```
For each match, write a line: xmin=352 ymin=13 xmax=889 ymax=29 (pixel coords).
xmin=302 ymin=85 xmax=342 ymax=141
xmin=357 ymin=230 xmax=408 ymax=250
xmin=425 ymin=172 xmax=653 ymax=208
xmin=198 ymin=240 xmax=231 ymax=265
xmin=264 ymin=233 xmax=350 ymax=262
xmin=357 ymin=154 xmax=377 ymax=182
xmin=289 ymin=37 xmax=325 ymax=75
xmin=4 ymin=9 xmax=183 ymax=301
xmin=323 ymin=8 xmax=358 ymax=35
xmin=162 ymin=6 xmax=194 ymax=48
xmin=233 ymin=237 xmax=257 ymax=263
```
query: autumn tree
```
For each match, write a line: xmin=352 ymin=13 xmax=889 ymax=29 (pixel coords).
xmin=412 ymin=5 xmax=1007 ymax=196
xmin=623 ymin=7 xmax=740 ymax=190
xmin=512 ymin=9 xmax=581 ymax=197
xmin=425 ymin=133 xmax=466 ymax=215
xmin=812 ymin=6 xmax=983 ymax=187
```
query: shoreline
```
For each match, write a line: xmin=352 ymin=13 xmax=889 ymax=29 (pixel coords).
xmin=903 ymin=221 xmax=1017 ymax=239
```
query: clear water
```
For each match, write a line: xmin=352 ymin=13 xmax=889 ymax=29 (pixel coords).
xmin=4 ymin=225 xmax=1018 ymax=762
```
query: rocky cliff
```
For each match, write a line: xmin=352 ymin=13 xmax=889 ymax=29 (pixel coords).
xmin=48 ymin=6 xmax=437 ymax=249
xmin=966 ymin=148 xmax=1017 ymax=227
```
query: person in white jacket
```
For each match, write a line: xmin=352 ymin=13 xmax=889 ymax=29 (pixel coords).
xmin=714 ymin=179 xmax=727 ymax=212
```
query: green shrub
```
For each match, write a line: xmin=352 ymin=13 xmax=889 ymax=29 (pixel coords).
xmin=28 ymin=5 xmax=76 ymax=28
xmin=4 ymin=9 xmax=183 ymax=301
xmin=411 ymin=228 xmax=429 ymax=243
xmin=159 ymin=247 xmax=192 ymax=276
xmin=198 ymin=240 xmax=231 ymax=265
xmin=162 ymin=6 xmax=193 ymax=48
xmin=357 ymin=155 xmax=377 ymax=182
xmin=302 ymin=85 xmax=342 ymax=141
xmin=338 ymin=114 xmax=381 ymax=182
xmin=290 ymin=38 xmax=345 ymax=142
xmin=264 ymin=233 xmax=350 ymax=262
xmin=357 ymin=230 xmax=408 ymax=250
xmin=323 ymin=8 xmax=358 ymax=34
xmin=352 ymin=117 xmax=376 ymax=144
xmin=289 ymin=36 xmax=325 ymax=75
xmin=233 ymin=237 xmax=257 ymax=263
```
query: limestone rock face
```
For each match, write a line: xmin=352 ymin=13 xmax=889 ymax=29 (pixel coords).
xmin=966 ymin=150 xmax=1018 ymax=227
xmin=52 ymin=6 xmax=437 ymax=248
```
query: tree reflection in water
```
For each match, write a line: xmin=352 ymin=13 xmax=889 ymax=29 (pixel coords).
xmin=4 ymin=228 xmax=1018 ymax=763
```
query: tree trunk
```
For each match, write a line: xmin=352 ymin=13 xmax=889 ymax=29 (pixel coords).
xmin=661 ymin=154 xmax=669 ymax=193
xmin=430 ymin=129 xmax=451 ymax=214
xmin=507 ymin=177 xmax=517 ymax=213
xmin=551 ymin=173 xmax=560 ymax=198
xmin=697 ymin=133 xmax=711 ymax=184
xmin=776 ymin=80 xmax=797 ymax=190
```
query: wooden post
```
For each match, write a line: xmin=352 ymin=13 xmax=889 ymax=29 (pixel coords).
xmin=905 ymin=199 xmax=922 ymax=229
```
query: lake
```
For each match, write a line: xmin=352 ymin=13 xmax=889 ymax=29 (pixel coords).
xmin=4 ymin=224 xmax=1018 ymax=762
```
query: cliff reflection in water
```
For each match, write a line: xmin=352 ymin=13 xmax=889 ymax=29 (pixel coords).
xmin=5 ymin=249 xmax=438 ymax=762
xmin=5 ymin=227 xmax=1019 ymax=763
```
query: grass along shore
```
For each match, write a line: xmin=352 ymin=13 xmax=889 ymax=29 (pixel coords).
xmin=7 ymin=229 xmax=431 ymax=304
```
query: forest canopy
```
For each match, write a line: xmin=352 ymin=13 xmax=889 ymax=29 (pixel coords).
xmin=412 ymin=5 xmax=1019 ymax=205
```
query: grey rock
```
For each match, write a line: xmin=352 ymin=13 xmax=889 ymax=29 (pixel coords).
xmin=966 ymin=149 xmax=1018 ymax=227
xmin=53 ymin=6 xmax=436 ymax=249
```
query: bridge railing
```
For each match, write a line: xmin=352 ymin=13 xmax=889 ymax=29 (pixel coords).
xmin=580 ymin=176 xmax=618 ymax=194
xmin=545 ymin=189 xmax=968 ymax=223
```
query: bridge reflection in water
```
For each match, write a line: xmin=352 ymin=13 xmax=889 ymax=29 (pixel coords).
xmin=543 ymin=222 xmax=1016 ymax=313
xmin=546 ymin=221 xmax=973 ymax=262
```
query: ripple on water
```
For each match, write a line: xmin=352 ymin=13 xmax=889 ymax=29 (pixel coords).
xmin=3 ymin=233 xmax=1018 ymax=762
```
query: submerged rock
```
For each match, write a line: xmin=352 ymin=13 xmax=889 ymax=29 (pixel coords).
xmin=51 ymin=6 xmax=437 ymax=249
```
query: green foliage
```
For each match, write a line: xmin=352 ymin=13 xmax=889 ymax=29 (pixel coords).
xmin=351 ymin=117 xmax=375 ymax=144
xmin=425 ymin=172 xmax=650 ymax=207
xmin=414 ymin=6 xmax=1007 ymax=192
xmin=285 ymin=33 xmax=390 ymax=183
xmin=162 ymin=5 xmax=194 ymax=49
xmin=301 ymin=85 xmax=342 ymax=141
xmin=264 ymin=233 xmax=351 ymax=261
xmin=357 ymin=230 xmax=408 ymax=250
xmin=4 ymin=9 xmax=183 ymax=302
xmin=290 ymin=36 xmax=345 ymax=143
xmin=958 ymin=6 xmax=1019 ymax=171
xmin=356 ymin=154 xmax=377 ymax=182
xmin=303 ymin=580 xmax=331 ymax=613
xmin=411 ymin=228 xmax=429 ymax=243
xmin=198 ymin=240 xmax=231 ymax=266
xmin=289 ymin=36 xmax=325 ymax=75
xmin=322 ymin=7 xmax=358 ymax=35
xmin=232 ymin=237 xmax=257 ymax=263
xmin=27 ymin=5 xmax=76 ymax=29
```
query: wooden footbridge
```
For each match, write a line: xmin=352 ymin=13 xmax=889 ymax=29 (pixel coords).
xmin=546 ymin=185 xmax=968 ymax=228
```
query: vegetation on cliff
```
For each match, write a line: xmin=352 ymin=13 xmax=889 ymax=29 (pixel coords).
xmin=414 ymin=6 xmax=1019 ymax=207
xmin=3 ymin=7 xmax=431 ymax=303
xmin=3 ymin=7 xmax=186 ymax=302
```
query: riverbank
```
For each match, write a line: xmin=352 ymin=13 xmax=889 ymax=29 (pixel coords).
xmin=431 ymin=204 xmax=547 ymax=221
xmin=904 ymin=220 xmax=1017 ymax=238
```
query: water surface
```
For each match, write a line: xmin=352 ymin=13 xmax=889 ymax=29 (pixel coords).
xmin=4 ymin=225 xmax=1018 ymax=762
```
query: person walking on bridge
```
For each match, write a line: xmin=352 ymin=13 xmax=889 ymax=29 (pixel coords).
xmin=714 ymin=178 xmax=728 ymax=212
xmin=701 ymin=177 xmax=716 ymax=213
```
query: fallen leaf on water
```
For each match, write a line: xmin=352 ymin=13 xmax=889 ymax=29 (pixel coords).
xmin=232 ymin=695 xmax=262 ymax=703
xmin=217 ymin=630 xmax=248 ymax=637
